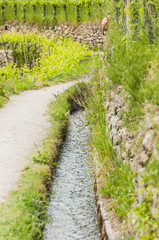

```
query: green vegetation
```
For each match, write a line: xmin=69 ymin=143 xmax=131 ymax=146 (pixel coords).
xmin=0 ymin=83 xmax=83 ymax=240
xmin=0 ymin=0 xmax=107 ymax=24
xmin=0 ymin=0 xmax=105 ymax=5
xmin=0 ymin=0 xmax=159 ymax=238
xmin=0 ymin=32 xmax=92 ymax=107
xmin=82 ymin=76 xmax=135 ymax=219
xmin=130 ymin=140 xmax=159 ymax=239
xmin=104 ymin=23 xmax=159 ymax=129
xmin=89 ymin=0 xmax=159 ymax=238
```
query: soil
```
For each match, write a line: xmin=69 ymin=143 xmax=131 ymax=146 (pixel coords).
xmin=0 ymin=82 xmax=75 ymax=204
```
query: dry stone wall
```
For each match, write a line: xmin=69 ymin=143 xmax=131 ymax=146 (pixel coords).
xmin=95 ymin=175 xmax=122 ymax=240
xmin=0 ymin=20 xmax=104 ymax=48
xmin=53 ymin=22 xmax=103 ymax=48
xmin=102 ymin=83 xmax=159 ymax=238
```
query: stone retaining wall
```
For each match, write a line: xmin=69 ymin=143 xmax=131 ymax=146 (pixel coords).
xmin=53 ymin=22 xmax=103 ymax=48
xmin=0 ymin=21 xmax=103 ymax=67
xmin=95 ymin=175 xmax=122 ymax=240
xmin=1 ymin=20 xmax=104 ymax=49
xmin=98 ymin=82 xmax=159 ymax=238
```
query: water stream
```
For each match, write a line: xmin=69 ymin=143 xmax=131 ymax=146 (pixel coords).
xmin=43 ymin=111 xmax=100 ymax=240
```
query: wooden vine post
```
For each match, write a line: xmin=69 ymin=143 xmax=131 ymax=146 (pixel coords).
xmin=23 ymin=33 xmax=27 ymax=66
xmin=27 ymin=43 xmax=31 ymax=69
xmin=23 ymin=4 xmax=26 ymax=20
xmin=147 ymin=1 xmax=157 ymax=41
xmin=15 ymin=43 xmax=19 ymax=67
xmin=37 ymin=37 xmax=41 ymax=65
xmin=20 ymin=42 xmax=25 ymax=65
xmin=43 ymin=4 xmax=46 ymax=21
xmin=33 ymin=5 xmax=36 ymax=20
xmin=88 ymin=2 xmax=91 ymax=20
xmin=64 ymin=4 xmax=68 ymax=21
xmin=32 ymin=43 xmax=37 ymax=68
xmin=126 ymin=0 xmax=131 ymax=41
xmin=1 ymin=5 xmax=5 ymax=23
xmin=99 ymin=3 xmax=102 ymax=19
xmin=32 ymin=50 xmax=35 ymax=68
xmin=12 ymin=43 xmax=15 ymax=64
xmin=14 ymin=1 xmax=17 ymax=17
xmin=77 ymin=5 xmax=80 ymax=23
xmin=53 ymin=5 xmax=57 ymax=24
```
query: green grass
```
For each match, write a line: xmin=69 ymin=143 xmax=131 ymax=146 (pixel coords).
xmin=0 ymin=83 xmax=84 ymax=240
xmin=0 ymin=33 xmax=94 ymax=107
xmin=94 ymin=20 xmax=159 ymax=236
xmin=104 ymin=22 xmax=159 ymax=129
xmin=0 ymin=3 xmax=106 ymax=25
xmin=83 ymin=75 xmax=135 ymax=219
xmin=45 ymin=54 xmax=103 ymax=85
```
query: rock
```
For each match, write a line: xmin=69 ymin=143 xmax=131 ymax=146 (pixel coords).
xmin=115 ymin=146 xmax=121 ymax=159
xmin=110 ymin=115 xmax=119 ymax=127
xmin=138 ymin=168 xmax=146 ymax=203
xmin=116 ymin=120 xmax=122 ymax=131
xmin=58 ymin=26 xmax=62 ymax=31
xmin=113 ymin=134 xmax=119 ymax=145
xmin=152 ymin=189 xmax=159 ymax=218
xmin=105 ymin=102 xmax=110 ymax=111
xmin=110 ymin=91 xmax=116 ymax=99
xmin=122 ymin=151 xmax=127 ymax=160
xmin=110 ymin=128 xmax=117 ymax=142
xmin=125 ymin=141 xmax=132 ymax=153
xmin=142 ymin=131 xmax=154 ymax=153
xmin=106 ymin=113 xmax=111 ymax=122
xmin=118 ymin=128 xmax=128 ymax=142
xmin=138 ymin=151 xmax=149 ymax=165
xmin=117 ymin=85 xmax=123 ymax=92
xmin=153 ymin=115 xmax=159 ymax=124
xmin=64 ymin=30 xmax=69 ymax=35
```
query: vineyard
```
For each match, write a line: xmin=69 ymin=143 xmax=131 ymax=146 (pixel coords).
xmin=0 ymin=0 xmax=107 ymax=24
xmin=0 ymin=32 xmax=92 ymax=106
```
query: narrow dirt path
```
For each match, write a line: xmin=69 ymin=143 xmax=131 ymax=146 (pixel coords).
xmin=0 ymin=82 xmax=76 ymax=204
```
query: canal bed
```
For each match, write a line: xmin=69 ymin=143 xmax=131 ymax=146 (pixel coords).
xmin=43 ymin=111 xmax=100 ymax=240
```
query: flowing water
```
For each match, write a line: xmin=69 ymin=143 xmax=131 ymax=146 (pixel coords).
xmin=43 ymin=111 xmax=100 ymax=240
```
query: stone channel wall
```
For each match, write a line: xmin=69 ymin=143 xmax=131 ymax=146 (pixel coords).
xmin=96 ymin=82 xmax=159 ymax=239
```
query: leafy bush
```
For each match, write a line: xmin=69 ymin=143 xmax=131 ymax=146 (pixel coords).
xmin=0 ymin=33 xmax=91 ymax=106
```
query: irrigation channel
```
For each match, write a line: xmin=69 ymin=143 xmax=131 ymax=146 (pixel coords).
xmin=43 ymin=111 xmax=100 ymax=240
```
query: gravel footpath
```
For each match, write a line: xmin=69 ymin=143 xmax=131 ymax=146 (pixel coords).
xmin=0 ymin=82 xmax=76 ymax=204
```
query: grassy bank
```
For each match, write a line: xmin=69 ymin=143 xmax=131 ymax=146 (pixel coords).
xmin=82 ymin=76 xmax=135 ymax=220
xmin=83 ymin=20 xmax=159 ymax=238
xmin=105 ymin=23 xmax=159 ymax=129
xmin=0 ymin=83 xmax=84 ymax=240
